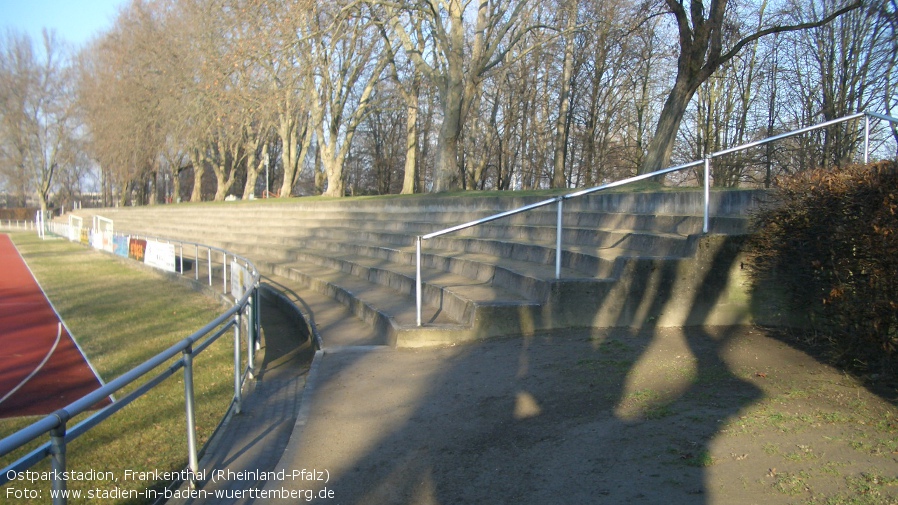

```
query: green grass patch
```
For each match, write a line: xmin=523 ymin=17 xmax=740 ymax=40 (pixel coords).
xmin=683 ymin=450 xmax=715 ymax=468
xmin=138 ymin=179 xmax=743 ymax=209
xmin=0 ymin=233 xmax=236 ymax=503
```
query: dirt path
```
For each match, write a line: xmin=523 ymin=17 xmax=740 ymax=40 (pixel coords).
xmin=263 ymin=326 xmax=898 ymax=505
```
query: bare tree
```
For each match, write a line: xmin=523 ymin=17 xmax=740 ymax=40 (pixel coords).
xmin=639 ymin=0 xmax=862 ymax=176
xmin=385 ymin=0 xmax=542 ymax=192
xmin=241 ymin=0 xmax=315 ymax=198
xmin=0 ymin=30 xmax=79 ymax=214
xmin=379 ymin=19 xmax=424 ymax=194
xmin=79 ymin=0 xmax=184 ymax=205
xmin=308 ymin=1 xmax=390 ymax=197
xmin=885 ymin=0 xmax=898 ymax=155
xmin=789 ymin=0 xmax=892 ymax=168
xmin=0 ymin=31 xmax=34 ymax=206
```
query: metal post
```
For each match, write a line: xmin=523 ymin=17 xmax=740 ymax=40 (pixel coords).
xmin=179 ymin=244 xmax=184 ymax=275
xmin=555 ymin=198 xmax=564 ymax=279
xmin=246 ymin=287 xmax=254 ymax=376
xmin=255 ymin=284 xmax=261 ymax=349
xmin=50 ymin=424 xmax=67 ymax=505
xmin=864 ymin=114 xmax=870 ymax=165
xmin=703 ymin=157 xmax=711 ymax=234
xmin=207 ymin=249 xmax=212 ymax=286
xmin=223 ymin=253 xmax=228 ymax=294
xmin=416 ymin=237 xmax=422 ymax=327
xmin=233 ymin=312 xmax=242 ymax=414
xmin=195 ymin=246 xmax=199 ymax=280
xmin=182 ymin=346 xmax=199 ymax=488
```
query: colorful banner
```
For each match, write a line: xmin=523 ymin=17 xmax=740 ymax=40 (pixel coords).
xmin=128 ymin=238 xmax=147 ymax=262
xmin=113 ymin=235 xmax=129 ymax=258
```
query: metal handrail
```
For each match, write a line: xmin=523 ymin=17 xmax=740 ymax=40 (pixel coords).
xmin=415 ymin=111 xmax=898 ymax=325
xmin=0 ymin=225 xmax=261 ymax=504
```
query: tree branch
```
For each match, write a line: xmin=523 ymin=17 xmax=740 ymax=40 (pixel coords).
xmin=713 ymin=0 xmax=863 ymax=70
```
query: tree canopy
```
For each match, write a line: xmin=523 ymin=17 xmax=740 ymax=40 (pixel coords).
xmin=0 ymin=0 xmax=893 ymax=207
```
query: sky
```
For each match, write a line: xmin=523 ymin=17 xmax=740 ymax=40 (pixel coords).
xmin=0 ymin=0 xmax=126 ymax=50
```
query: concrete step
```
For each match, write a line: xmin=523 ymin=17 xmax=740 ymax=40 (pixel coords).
xmin=115 ymin=220 xmax=698 ymax=273
xmin=101 ymin=206 xmax=748 ymax=237
xmin=65 ymin=190 xmax=761 ymax=346
xmin=260 ymin=273 xmax=385 ymax=348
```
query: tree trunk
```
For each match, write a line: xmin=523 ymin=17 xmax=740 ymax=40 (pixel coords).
xmin=171 ymin=168 xmax=181 ymax=203
xmin=148 ymin=169 xmax=158 ymax=205
xmin=432 ymin=0 xmax=466 ymax=193
xmin=640 ymin=80 xmax=696 ymax=175
xmin=190 ymin=150 xmax=204 ymax=202
xmin=243 ymin=142 xmax=267 ymax=200
xmin=552 ymin=5 xmax=577 ymax=188
xmin=400 ymin=89 xmax=419 ymax=195
xmin=434 ymin=69 xmax=465 ymax=192
xmin=213 ymin=162 xmax=231 ymax=201
xmin=321 ymin=140 xmax=345 ymax=197
xmin=278 ymin=114 xmax=299 ymax=198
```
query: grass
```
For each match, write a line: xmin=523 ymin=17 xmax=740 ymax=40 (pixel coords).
xmin=131 ymin=176 xmax=746 ymax=209
xmin=0 ymin=232 xmax=237 ymax=503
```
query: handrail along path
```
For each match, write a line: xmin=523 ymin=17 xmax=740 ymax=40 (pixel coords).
xmin=415 ymin=111 xmax=898 ymax=326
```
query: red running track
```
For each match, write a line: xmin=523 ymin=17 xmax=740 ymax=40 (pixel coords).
xmin=0 ymin=234 xmax=110 ymax=419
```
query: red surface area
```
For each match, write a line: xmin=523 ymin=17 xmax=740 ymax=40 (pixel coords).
xmin=0 ymin=234 xmax=110 ymax=418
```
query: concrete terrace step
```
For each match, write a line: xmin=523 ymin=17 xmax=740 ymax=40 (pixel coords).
xmin=117 ymin=219 xmax=699 ymax=275
xmin=103 ymin=207 xmax=748 ymax=236
xmin=67 ymin=190 xmax=762 ymax=346
xmin=119 ymin=220 xmax=698 ymax=262
xmin=260 ymin=273 xmax=384 ymax=348
xmin=179 ymin=234 xmax=546 ymax=334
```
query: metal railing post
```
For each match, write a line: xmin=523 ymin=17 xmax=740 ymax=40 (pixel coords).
xmin=50 ymin=423 xmax=67 ymax=505
xmin=233 ymin=312 xmax=242 ymax=414
xmin=555 ymin=198 xmax=564 ymax=279
xmin=253 ymin=283 xmax=261 ymax=349
xmin=179 ymin=244 xmax=184 ymax=275
xmin=194 ymin=246 xmax=199 ymax=281
xmin=703 ymin=157 xmax=711 ymax=234
xmin=207 ymin=248 xmax=212 ymax=286
xmin=223 ymin=253 xmax=228 ymax=294
xmin=864 ymin=114 xmax=870 ymax=165
xmin=416 ymin=237 xmax=422 ymax=327
xmin=246 ymin=288 xmax=254 ymax=376
xmin=182 ymin=346 xmax=199 ymax=489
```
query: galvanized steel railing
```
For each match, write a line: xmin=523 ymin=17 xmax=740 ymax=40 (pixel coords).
xmin=415 ymin=111 xmax=898 ymax=325
xmin=0 ymin=225 xmax=261 ymax=504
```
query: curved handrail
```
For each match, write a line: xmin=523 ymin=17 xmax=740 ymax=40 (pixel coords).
xmin=0 ymin=228 xmax=261 ymax=502
xmin=415 ymin=111 xmax=898 ymax=325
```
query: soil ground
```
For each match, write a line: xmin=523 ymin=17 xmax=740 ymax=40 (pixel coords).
xmin=262 ymin=325 xmax=898 ymax=505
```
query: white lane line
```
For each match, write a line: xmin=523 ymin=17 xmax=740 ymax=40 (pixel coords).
xmin=0 ymin=322 xmax=62 ymax=407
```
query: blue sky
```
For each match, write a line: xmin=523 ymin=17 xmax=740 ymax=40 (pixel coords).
xmin=0 ymin=0 xmax=126 ymax=49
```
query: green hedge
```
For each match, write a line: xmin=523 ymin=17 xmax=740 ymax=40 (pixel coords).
xmin=747 ymin=161 xmax=898 ymax=374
